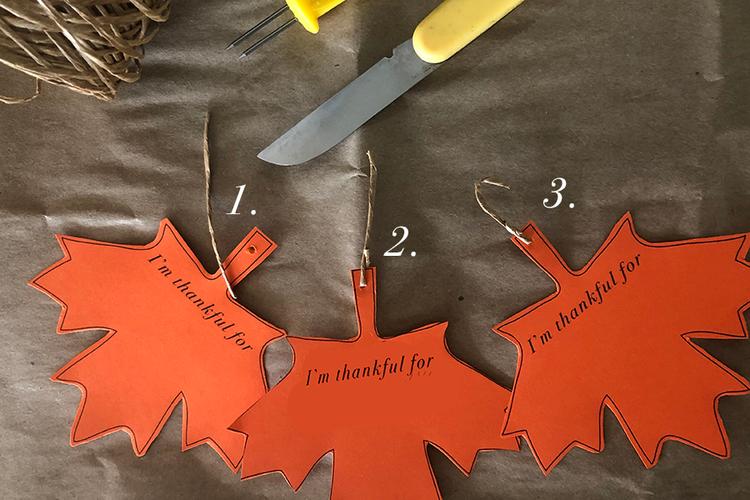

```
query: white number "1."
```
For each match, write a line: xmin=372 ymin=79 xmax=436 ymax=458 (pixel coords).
xmin=227 ymin=185 xmax=246 ymax=215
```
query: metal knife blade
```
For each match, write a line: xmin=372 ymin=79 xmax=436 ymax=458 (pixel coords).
xmin=258 ymin=39 xmax=439 ymax=166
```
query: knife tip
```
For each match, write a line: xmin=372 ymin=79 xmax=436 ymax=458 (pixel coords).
xmin=257 ymin=149 xmax=296 ymax=167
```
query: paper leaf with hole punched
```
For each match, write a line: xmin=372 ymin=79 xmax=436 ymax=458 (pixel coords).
xmin=231 ymin=268 xmax=519 ymax=499
xmin=495 ymin=213 xmax=750 ymax=473
xmin=30 ymin=219 xmax=285 ymax=470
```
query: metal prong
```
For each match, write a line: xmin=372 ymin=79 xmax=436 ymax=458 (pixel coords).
xmin=239 ymin=18 xmax=297 ymax=60
xmin=226 ymin=4 xmax=290 ymax=50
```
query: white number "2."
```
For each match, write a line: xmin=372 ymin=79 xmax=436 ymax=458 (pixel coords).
xmin=384 ymin=226 xmax=409 ymax=257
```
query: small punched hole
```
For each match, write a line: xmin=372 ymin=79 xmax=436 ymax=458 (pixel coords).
xmin=247 ymin=245 xmax=257 ymax=255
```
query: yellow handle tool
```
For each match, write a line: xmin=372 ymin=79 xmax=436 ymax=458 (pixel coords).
xmin=227 ymin=0 xmax=347 ymax=58
xmin=287 ymin=0 xmax=346 ymax=34
xmin=413 ymin=0 xmax=526 ymax=64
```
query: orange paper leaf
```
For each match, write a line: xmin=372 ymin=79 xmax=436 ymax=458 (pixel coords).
xmin=30 ymin=219 xmax=285 ymax=470
xmin=496 ymin=213 xmax=750 ymax=473
xmin=232 ymin=268 xmax=519 ymax=499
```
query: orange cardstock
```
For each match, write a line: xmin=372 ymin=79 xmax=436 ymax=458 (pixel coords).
xmin=231 ymin=268 xmax=519 ymax=499
xmin=496 ymin=213 xmax=750 ymax=473
xmin=30 ymin=219 xmax=285 ymax=470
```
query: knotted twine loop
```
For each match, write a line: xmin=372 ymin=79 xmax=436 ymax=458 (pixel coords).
xmin=203 ymin=112 xmax=237 ymax=299
xmin=474 ymin=177 xmax=531 ymax=245
xmin=0 ymin=77 xmax=40 ymax=104
xmin=360 ymin=151 xmax=378 ymax=288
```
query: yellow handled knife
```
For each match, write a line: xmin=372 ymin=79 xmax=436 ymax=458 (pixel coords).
xmin=259 ymin=0 xmax=526 ymax=166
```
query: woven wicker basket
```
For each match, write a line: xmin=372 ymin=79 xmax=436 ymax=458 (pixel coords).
xmin=0 ymin=0 xmax=170 ymax=103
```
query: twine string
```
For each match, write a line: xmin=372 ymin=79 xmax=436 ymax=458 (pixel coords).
xmin=0 ymin=1 xmax=169 ymax=100
xmin=360 ymin=151 xmax=378 ymax=288
xmin=203 ymin=112 xmax=237 ymax=299
xmin=474 ymin=177 xmax=531 ymax=245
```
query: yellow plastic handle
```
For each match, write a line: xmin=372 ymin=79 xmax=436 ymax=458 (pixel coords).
xmin=413 ymin=0 xmax=525 ymax=64
xmin=287 ymin=0 xmax=346 ymax=34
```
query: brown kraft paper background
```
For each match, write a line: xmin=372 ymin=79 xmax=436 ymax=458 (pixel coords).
xmin=1 ymin=0 xmax=749 ymax=498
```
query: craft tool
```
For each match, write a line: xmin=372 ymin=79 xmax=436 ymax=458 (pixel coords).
xmin=258 ymin=0 xmax=526 ymax=166
xmin=227 ymin=0 xmax=346 ymax=59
